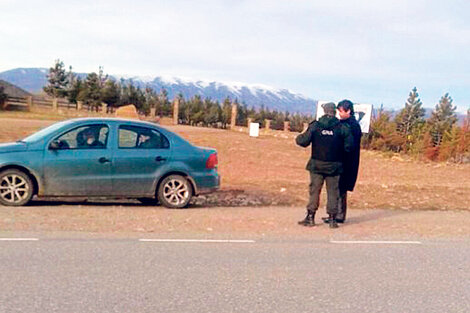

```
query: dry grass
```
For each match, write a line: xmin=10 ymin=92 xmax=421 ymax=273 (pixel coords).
xmin=1 ymin=111 xmax=469 ymax=211
xmin=169 ymin=125 xmax=470 ymax=211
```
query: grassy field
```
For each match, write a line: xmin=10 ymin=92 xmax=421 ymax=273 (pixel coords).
xmin=1 ymin=110 xmax=469 ymax=211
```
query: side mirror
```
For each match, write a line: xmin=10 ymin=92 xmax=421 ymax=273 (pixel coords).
xmin=49 ymin=140 xmax=60 ymax=150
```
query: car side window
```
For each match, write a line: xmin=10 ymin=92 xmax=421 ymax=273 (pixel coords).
xmin=54 ymin=125 xmax=109 ymax=149
xmin=118 ymin=125 xmax=169 ymax=149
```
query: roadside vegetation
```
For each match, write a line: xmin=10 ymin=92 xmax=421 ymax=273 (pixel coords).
xmin=4 ymin=59 xmax=469 ymax=163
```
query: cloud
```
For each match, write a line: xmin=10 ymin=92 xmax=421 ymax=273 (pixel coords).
xmin=0 ymin=0 xmax=469 ymax=111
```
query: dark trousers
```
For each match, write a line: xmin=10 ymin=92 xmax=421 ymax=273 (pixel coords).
xmin=306 ymin=172 xmax=339 ymax=215
xmin=336 ymin=190 xmax=347 ymax=221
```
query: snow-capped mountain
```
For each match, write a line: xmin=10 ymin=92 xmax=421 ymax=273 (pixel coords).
xmin=0 ymin=68 xmax=317 ymax=114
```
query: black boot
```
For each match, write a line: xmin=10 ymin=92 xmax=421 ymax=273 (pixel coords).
xmin=329 ymin=214 xmax=338 ymax=229
xmin=322 ymin=216 xmax=345 ymax=224
xmin=298 ymin=210 xmax=315 ymax=227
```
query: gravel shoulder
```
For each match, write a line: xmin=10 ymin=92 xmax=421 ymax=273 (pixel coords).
xmin=1 ymin=202 xmax=469 ymax=240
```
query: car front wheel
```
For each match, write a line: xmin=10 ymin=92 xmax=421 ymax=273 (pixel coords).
xmin=157 ymin=175 xmax=193 ymax=209
xmin=0 ymin=169 xmax=34 ymax=206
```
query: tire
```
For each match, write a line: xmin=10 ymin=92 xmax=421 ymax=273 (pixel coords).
xmin=157 ymin=175 xmax=193 ymax=209
xmin=138 ymin=197 xmax=159 ymax=205
xmin=0 ymin=169 xmax=34 ymax=206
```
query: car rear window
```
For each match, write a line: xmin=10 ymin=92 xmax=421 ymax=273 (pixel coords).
xmin=118 ymin=125 xmax=170 ymax=149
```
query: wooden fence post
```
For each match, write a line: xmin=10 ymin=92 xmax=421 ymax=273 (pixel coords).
xmin=265 ymin=119 xmax=271 ymax=130
xmin=230 ymin=103 xmax=237 ymax=129
xmin=284 ymin=121 xmax=290 ymax=132
xmin=77 ymin=101 xmax=83 ymax=111
xmin=173 ymin=98 xmax=179 ymax=125
xmin=52 ymin=98 xmax=58 ymax=111
xmin=150 ymin=107 xmax=156 ymax=117
xmin=101 ymin=102 xmax=108 ymax=114
xmin=26 ymin=96 xmax=33 ymax=109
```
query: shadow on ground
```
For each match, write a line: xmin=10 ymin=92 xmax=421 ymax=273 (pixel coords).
xmin=345 ymin=209 xmax=409 ymax=225
xmin=28 ymin=189 xmax=293 ymax=208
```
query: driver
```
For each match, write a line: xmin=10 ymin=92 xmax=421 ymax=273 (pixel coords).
xmin=77 ymin=127 xmax=104 ymax=148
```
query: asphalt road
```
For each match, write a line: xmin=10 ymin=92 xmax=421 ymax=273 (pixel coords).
xmin=0 ymin=236 xmax=469 ymax=313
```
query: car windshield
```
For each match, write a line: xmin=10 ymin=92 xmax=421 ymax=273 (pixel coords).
xmin=22 ymin=120 xmax=71 ymax=143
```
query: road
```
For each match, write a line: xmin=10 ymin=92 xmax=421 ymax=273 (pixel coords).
xmin=0 ymin=235 xmax=468 ymax=313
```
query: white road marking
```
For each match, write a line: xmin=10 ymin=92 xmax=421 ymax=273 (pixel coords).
xmin=0 ymin=238 xmax=39 ymax=241
xmin=139 ymin=239 xmax=255 ymax=243
xmin=330 ymin=240 xmax=422 ymax=245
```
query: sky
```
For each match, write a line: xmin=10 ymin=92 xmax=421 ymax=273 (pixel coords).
xmin=0 ymin=0 xmax=469 ymax=112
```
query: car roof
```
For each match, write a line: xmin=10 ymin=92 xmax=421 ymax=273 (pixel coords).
xmin=66 ymin=117 xmax=163 ymax=128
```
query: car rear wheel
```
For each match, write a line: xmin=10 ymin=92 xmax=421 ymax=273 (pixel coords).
xmin=157 ymin=175 xmax=193 ymax=209
xmin=0 ymin=169 xmax=34 ymax=206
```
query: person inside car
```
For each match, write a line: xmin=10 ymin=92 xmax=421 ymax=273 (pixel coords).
xmin=77 ymin=127 xmax=105 ymax=148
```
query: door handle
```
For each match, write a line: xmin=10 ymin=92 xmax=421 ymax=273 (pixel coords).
xmin=155 ymin=156 xmax=167 ymax=162
xmin=99 ymin=157 xmax=111 ymax=164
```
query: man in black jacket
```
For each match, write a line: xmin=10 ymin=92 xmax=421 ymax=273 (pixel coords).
xmin=296 ymin=102 xmax=353 ymax=228
xmin=323 ymin=99 xmax=362 ymax=224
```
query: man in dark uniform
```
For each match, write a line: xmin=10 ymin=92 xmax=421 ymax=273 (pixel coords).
xmin=296 ymin=102 xmax=353 ymax=228
xmin=323 ymin=99 xmax=362 ymax=224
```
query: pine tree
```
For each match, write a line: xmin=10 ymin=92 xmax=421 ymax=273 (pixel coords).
xmin=395 ymin=87 xmax=425 ymax=150
xmin=191 ymin=95 xmax=204 ymax=125
xmin=67 ymin=77 xmax=83 ymax=104
xmin=98 ymin=66 xmax=108 ymax=88
xmin=102 ymin=79 xmax=120 ymax=107
xmin=157 ymin=88 xmax=171 ymax=116
xmin=127 ymin=84 xmax=146 ymax=112
xmin=43 ymin=59 xmax=69 ymax=98
xmin=144 ymin=86 xmax=158 ymax=114
xmin=78 ymin=72 xmax=102 ymax=110
xmin=236 ymin=103 xmax=248 ymax=126
xmin=221 ymin=97 xmax=232 ymax=128
xmin=204 ymin=98 xmax=219 ymax=126
xmin=177 ymin=93 xmax=189 ymax=124
xmin=438 ymin=125 xmax=461 ymax=161
xmin=428 ymin=93 xmax=457 ymax=147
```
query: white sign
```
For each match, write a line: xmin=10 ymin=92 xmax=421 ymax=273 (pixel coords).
xmin=249 ymin=122 xmax=259 ymax=137
xmin=316 ymin=101 xmax=373 ymax=133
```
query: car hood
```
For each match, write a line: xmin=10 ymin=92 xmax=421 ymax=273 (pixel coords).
xmin=0 ymin=142 xmax=29 ymax=153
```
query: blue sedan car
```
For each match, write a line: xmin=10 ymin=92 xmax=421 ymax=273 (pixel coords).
xmin=0 ymin=118 xmax=220 ymax=208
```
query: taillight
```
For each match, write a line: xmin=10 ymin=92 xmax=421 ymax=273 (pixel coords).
xmin=206 ymin=153 xmax=218 ymax=169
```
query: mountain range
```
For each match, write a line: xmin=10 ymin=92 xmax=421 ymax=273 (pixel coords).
xmin=0 ymin=68 xmax=317 ymax=114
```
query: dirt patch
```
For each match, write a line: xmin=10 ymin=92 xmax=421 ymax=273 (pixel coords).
xmin=168 ymin=125 xmax=470 ymax=211
xmin=1 ymin=114 xmax=470 ymax=211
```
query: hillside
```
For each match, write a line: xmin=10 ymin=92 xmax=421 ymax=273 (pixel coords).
xmin=0 ymin=79 xmax=32 ymax=98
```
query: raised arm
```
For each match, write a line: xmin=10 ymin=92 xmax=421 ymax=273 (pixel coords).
xmin=296 ymin=122 xmax=315 ymax=147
